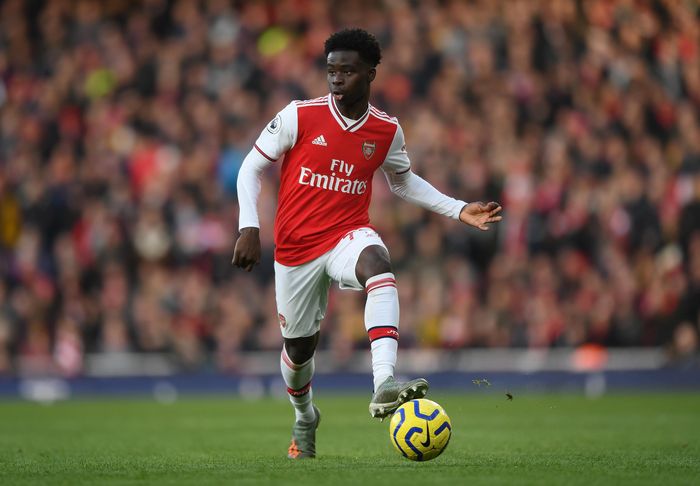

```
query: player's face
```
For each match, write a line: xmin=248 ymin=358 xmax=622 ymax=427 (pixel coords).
xmin=327 ymin=50 xmax=375 ymax=107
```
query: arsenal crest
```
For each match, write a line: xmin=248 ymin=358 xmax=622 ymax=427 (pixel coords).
xmin=362 ymin=140 xmax=376 ymax=159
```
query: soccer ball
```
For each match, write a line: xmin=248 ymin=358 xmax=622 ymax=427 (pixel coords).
xmin=389 ymin=398 xmax=452 ymax=461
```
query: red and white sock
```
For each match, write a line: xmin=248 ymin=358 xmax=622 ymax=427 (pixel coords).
xmin=280 ymin=346 xmax=316 ymax=423
xmin=365 ymin=272 xmax=400 ymax=391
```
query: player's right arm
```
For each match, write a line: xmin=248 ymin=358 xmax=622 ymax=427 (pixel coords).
xmin=232 ymin=102 xmax=298 ymax=272
xmin=232 ymin=148 xmax=268 ymax=272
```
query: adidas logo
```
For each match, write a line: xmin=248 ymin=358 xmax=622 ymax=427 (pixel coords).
xmin=312 ymin=135 xmax=327 ymax=146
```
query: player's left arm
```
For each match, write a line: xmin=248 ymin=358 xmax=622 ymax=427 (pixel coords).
xmin=456 ymin=200 xmax=502 ymax=231
xmin=381 ymin=124 xmax=502 ymax=231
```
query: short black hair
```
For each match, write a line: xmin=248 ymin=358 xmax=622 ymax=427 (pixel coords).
xmin=324 ymin=28 xmax=381 ymax=67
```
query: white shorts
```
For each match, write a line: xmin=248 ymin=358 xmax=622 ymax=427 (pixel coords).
xmin=274 ymin=227 xmax=388 ymax=339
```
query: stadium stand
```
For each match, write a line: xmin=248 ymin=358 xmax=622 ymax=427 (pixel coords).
xmin=0 ymin=0 xmax=698 ymax=378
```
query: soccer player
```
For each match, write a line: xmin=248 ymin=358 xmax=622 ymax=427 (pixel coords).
xmin=233 ymin=28 xmax=502 ymax=459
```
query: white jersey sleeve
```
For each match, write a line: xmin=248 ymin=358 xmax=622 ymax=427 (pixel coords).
xmin=254 ymin=102 xmax=298 ymax=161
xmin=381 ymin=123 xmax=411 ymax=174
xmin=238 ymin=102 xmax=297 ymax=230
xmin=237 ymin=149 xmax=273 ymax=230
xmin=381 ymin=123 xmax=466 ymax=220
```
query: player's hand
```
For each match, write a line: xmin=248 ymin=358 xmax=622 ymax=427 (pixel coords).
xmin=232 ymin=227 xmax=261 ymax=272
xmin=459 ymin=201 xmax=502 ymax=231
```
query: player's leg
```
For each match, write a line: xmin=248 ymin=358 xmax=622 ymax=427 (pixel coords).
xmin=355 ymin=245 xmax=428 ymax=418
xmin=274 ymin=260 xmax=330 ymax=458
xmin=281 ymin=332 xmax=322 ymax=459
xmin=355 ymin=245 xmax=399 ymax=389
xmin=325 ymin=228 xmax=428 ymax=420
xmin=282 ymin=332 xmax=318 ymax=423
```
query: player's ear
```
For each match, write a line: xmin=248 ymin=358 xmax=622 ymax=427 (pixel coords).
xmin=368 ymin=67 xmax=376 ymax=83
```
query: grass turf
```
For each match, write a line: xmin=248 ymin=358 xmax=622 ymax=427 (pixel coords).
xmin=1 ymin=392 xmax=699 ymax=485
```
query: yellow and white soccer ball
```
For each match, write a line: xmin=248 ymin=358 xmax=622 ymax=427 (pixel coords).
xmin=389 ymin=398 xmax=452 ymax=461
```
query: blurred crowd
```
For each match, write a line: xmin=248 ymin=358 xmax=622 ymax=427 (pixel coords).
xmin=1 ymin=0 xmax=699 ymax=375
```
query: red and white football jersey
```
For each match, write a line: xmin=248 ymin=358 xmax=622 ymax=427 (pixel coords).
xmin=254 ymin=94 xmax=411 ymax=266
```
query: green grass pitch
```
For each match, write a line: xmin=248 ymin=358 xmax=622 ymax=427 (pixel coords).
xmin=1 ymin=392 xmax=699 ymax=485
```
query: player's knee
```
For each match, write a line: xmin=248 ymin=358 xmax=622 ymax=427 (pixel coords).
xmin=284 ymin=333 xmax=318 ymax=364
xmin=356 ymin=245 xmax=392 ymax=287
xmin=285 ymin=341 xmax=314 ymax=364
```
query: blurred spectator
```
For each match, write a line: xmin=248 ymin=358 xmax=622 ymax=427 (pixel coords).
xmin=667 ymin=321 xmax=699 ymax=369
xmin=0 ymin=0 xmax=699 ymax=374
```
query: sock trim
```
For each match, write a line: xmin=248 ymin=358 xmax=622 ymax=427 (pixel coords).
xmin=367 ymin=325 xmax=399 ymax=342
xmin=287 ymin=381 xmax=312 ymax=397
xmin=281 ymin=347 xmax=311 ymax=371
xmin=365 ymin=273 xmax=396 ymax=293
xmin=366 ymin=278 xmax=396 ymax=293
xmin=367 ymin=283 xmax=397 ymax=293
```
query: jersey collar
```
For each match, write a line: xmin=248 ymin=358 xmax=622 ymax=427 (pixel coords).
xmin=328 ymin=94 xmax=370 ymax=132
